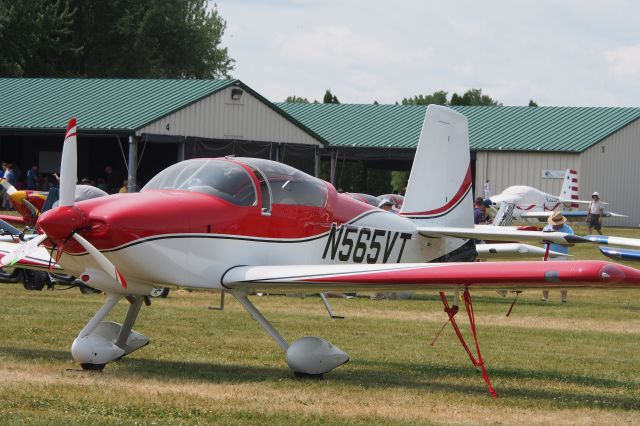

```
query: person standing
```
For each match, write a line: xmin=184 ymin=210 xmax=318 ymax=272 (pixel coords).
xmin=2 ymin=164 xmax=15 ymax=210
xmin=26 ymin=164 xmax=38 ymax=190
xmin=474 ymin=197 xmax=487 ymax=224
xmin=587 ymin=192 xmax=604 ymax=235
xmin=542 ymin=211 xmax=572 ymax=303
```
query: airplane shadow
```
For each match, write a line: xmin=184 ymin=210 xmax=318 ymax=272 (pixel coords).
xmin=1 ymin=345 xmax=638 ymax=409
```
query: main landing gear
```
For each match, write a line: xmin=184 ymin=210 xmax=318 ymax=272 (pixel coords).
xmin=432 ymin=288 xmax=498 ymax=398
xmin=231 ymin=290 xmax=349 ymax=376
xmin=72 ymin=293 xmax=150 ymax=370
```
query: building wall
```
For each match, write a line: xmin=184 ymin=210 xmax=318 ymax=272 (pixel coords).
xmin=137 ymin=86 xmax=322 ymax=146
xmin=474 ymin=151 xmax=580 ymax=198
xmin=580 ymin=118 xmax=640 ymax=227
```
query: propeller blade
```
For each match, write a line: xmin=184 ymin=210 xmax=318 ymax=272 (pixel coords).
xmin=0 ymin=218 xmax=24 ymax=240
xmin=0 ymin=178 xmax=17 ymax=196
xmin=0 ymin=233 xmax=48 ymax=267
xmin=59 ymin=118 xmax=77 ymax=207
xmin=72 ymin=233 xmax=127 ymax=288
xmin=21 ymin=198 xmax=40 ymax=217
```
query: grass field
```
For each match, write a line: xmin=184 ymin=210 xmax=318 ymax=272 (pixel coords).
xmin=0 ymin=223 xmax=640 ymax=424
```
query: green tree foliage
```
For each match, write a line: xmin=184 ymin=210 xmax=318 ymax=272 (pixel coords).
xmin=390 ymin=171 xmax=409 ymax=193
xmin=0 ymin=0 xmax=78 ymax=76
xmin=284 ymin=95 xmax=310 ymax=103
xmin=400 ymin=89 xmax=500 ymax=106
xmin=323 ymin=89 xmax=340 ymax=104
xmin=449 ymin=88 xmax=501 ymax=106
xmin=401 ymin=90 xmax=448 ymax=106
xmin=0 ymin=0 xmax=233 ymax=78
xmin=528 ymin=99 xmax=539 ymax=107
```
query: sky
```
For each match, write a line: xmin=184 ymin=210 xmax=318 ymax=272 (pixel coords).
xmin=216 ymin=0 xmax=640 ymax=106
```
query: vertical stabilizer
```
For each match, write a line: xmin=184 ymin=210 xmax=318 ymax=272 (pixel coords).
xmin=560 ymin=169 xmax=579 ymax=209
xmin=400 ymin=105 xmax=473 ymax=228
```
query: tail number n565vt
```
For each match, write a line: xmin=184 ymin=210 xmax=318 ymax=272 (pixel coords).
xmin=322 ymin=224 xmax=412 ymax=263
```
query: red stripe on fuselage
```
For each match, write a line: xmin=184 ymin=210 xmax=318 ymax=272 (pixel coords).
xmin=400 ymin=166 xmax=472 ymax=216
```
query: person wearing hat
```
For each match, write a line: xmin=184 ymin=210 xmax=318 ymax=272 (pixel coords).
xmin=378 ymin=198 xmax=394 ymax=212
xmin=542 ymin=211 xmax=573 ymax=303
xmin=587 ymin=192 xmax=604 ymax=235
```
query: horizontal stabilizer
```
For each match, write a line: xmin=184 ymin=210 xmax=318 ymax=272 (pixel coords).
xmin=417 ymin=226 xmax=589 ymax=246
xmin=222 ymin=260 xmax=640 ymax=292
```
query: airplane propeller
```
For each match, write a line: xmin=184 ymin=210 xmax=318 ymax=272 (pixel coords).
xmin=0 ymin=118 xmax=127 ymax=288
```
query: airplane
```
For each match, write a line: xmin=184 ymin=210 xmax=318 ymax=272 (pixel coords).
xmin=484 ymin=169 xmax=626 ymax=224
xmin=378 ymin=194 xmax=404 ymax=210
xmin=0 ymin=178 xmax=107 ymax=227
xmin=2 ymin=106 xmax=640 ymax=399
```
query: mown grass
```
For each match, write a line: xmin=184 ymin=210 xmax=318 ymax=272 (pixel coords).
xmin=0 ymin=223 xmax=639 ymax=424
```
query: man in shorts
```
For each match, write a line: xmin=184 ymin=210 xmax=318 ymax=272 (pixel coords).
xmin=587 ymin=192 xmax=604 ymax=235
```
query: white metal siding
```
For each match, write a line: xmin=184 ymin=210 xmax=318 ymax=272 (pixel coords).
xmin=137 ymin=87 xmax=321 ymax=146
xmin=580 ymin=118 xmax=640 ymax=227
xmin=475 ymin=151 xmax=580 ymax=198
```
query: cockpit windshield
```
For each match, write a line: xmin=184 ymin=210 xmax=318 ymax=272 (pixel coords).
xmin=236 ymin=157 xmax=328 ymax=207
xmin=142 ymin=159 xmax=257 ymax=206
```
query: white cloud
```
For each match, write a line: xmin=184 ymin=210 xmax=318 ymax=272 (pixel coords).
xmin=217 ymin=0 xmax=640 ymax=106
xmin=278 ymin=26 xmax=402 ymax=68
xmin=605 ymin=45 xmax=640 ymax=78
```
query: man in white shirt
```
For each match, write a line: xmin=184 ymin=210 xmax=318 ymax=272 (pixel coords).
xmin=587 ymin=192 xmax=604 ymax=235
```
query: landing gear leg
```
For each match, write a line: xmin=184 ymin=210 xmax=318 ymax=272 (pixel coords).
xmin=231 ymin=290 xmax=349 ymax=376
xmin=437 ymin=288 xmax=498 ymax=398
xmin=72 ymin=294 xmax=150 ymax=370
xmin=319 ymin=293 xmax=344 ymax=319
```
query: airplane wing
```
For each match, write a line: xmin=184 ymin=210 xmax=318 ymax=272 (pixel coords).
xmin=417 ymin=226 xmax=588 ymax=246
xmin=559 ymin=198 xmax=608 ymax=206
xmin=0 ymin=214 xmax=25 ymax=225
xmin=586 ymin=235 xmax=640 ymax=249
xmin=599 ymin=246 xmax=640 ymax=262
xmin=0 ymin=240 xmax=63 ymax=272
xmin=521 ymin=211 xmax=627 ymax=220
xmin=222 ymin=260 xmax=640 ymax=293
xmin=476 ymin=243 xmax=569 ymax=259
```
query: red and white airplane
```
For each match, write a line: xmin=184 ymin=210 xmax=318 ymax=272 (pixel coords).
xmin=2 ymin=106 xmax=640 ymax=398
xmin=485 ymin=169 xmax=626 ymax=224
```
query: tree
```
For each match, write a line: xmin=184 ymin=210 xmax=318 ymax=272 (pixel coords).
xmin=401 ymin=90 xmax=448 ymax=106
xmin=528 ymin=99 xmax=539 ymax=107
xmin=323 ymin=89 xmax=339 ymax=104
xmin=450 ymin=88 xmax=501 ymax=106
xmin=0 ymin=0 xmax=234 ymax=78
xmin=285 ymin=95 xmax=310 ymax=103
xmin=0 ymin=0 xmax=78 ymax=76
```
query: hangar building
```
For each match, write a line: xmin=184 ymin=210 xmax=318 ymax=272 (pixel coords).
xmin=0 ymin=79 xmax=325 ymax=190
xmin=278 ymin=103 xmax=640 ymax=227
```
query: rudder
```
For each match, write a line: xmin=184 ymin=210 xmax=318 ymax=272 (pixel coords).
xmin=400 ymin=105 xmax=473 ymax=228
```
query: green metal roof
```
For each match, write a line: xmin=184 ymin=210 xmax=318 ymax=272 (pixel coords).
xmin=0 ymin=79 xmax=326 ymax=145
xmin=276 ymin=103 xmax=640 ymax=153
xmin=0 ymin=78 xmax=238 ymax=132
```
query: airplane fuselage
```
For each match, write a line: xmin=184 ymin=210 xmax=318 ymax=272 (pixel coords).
xmin=490 ymin=186 xmax=570 ymax=216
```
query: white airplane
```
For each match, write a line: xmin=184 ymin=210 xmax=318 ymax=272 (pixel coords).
xmin=485 ymin=169 xmax=625 ymax=224
xmin=2 ymin=107 xmax=640 ymax=399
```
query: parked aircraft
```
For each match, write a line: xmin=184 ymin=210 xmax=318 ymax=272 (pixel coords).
xmin=2 ymin=107 xmax=640 ymax=399
xmin=484 ymin=169 xmax=625 ymax=224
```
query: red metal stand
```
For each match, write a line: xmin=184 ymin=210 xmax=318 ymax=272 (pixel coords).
xmin=437 ymin=290 xmax=498 ymax=398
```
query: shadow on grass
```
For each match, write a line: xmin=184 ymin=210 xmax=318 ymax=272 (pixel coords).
xmin=2 ymin=345 xmax=638 ymax=410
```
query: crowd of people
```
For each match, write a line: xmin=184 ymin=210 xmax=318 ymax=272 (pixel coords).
xmin=1 ymin=161 xmax=127 ymax=210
